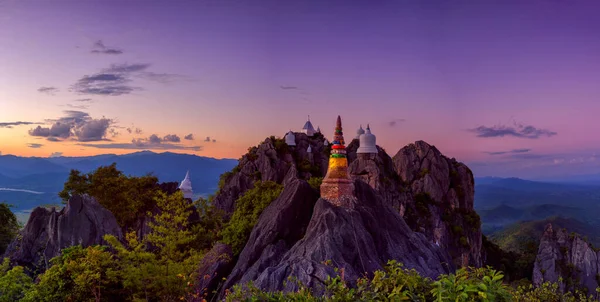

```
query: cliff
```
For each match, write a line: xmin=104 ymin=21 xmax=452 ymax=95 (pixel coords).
xmin=199 ymin=134 xmax=480 ymax=298
xmin=3 ymin=194 xmax=123 ymax=274
xmin=533 ymin=223 xmax=600 ymax=294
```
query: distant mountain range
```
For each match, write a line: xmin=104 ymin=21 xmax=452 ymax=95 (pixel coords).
xmin=0 ymin=151 xmax=238 ymax=213
xmin=488 ymin=216 xmax=600 ymax=254
xmin=475 ymin=176 xmax=600 ymax=254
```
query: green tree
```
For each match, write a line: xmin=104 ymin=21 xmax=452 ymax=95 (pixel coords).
xmin=0 ymin=258 xmax=33 ymax=302
xmin=22 ymin=245 xmax=119 ymax=302
xmin=0 ymin=202 xmax=19 ymax=255
xmin=221 ymin=181 xmax=283 ymax=255
xmin=104 ymin=191 xmax=203 ymax=301
xmin=58 ymin=163 xmax=160 ymax=229
xmin=192 ymin=195 xmax=226 ymax=251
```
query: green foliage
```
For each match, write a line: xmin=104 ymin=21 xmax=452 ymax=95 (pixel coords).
xmin=219 ymin=171 xmax=234 ymax=191
xmin=21 ymin=245 xmax=119 ymax=302
xmin=414 ymin=192 xmax=435 ymax=219
xmin=192 ymin=196 xmax=226 ymax=251
xmin=308 ymin=177 xmax=323 ymax=191
xmin=0 ymin=258 xmax=33 ymax=302
xmin=229 ymin=261 xmax=598 ymax=302
xmin=511 ymin=281 xmax=597 ymax=302
xmin=19 ymin=190 xmax=203 ymax=301
xmin=481 ymin=235 xmax=532 ymax=282
xmin=221 ymin=181 xmax=284 ymax=255
xmin=272 ymin=137 xmax=289 ymax=154
xmin=0 ymin=202 xmax=19 ymax=255
xmin=431 ymin=267 xmax=511 ymax=301
xmin=58 ymin=163 xmax=160 ymax=229
xmin=246 ymin=146 xmax=259 ymax=161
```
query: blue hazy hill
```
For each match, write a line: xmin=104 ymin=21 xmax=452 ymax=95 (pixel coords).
xmin=0 ymin=151 xmax=238 ymax=212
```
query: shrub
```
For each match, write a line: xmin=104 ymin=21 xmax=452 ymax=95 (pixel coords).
xmin=221 ymin=181 xmax=284 ymax=255
xmin=308 ymin=177 xmax=323 ymax=191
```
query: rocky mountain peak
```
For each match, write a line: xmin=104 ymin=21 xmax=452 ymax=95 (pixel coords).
xmin=3 ymin=194 xmax=122 ymax=273
xmin=533 ymin=223 xmax=600 ymax=295
xmin=199 ymin=135 xmax=482 ymax=299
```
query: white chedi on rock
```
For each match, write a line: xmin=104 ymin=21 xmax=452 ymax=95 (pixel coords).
xmin=355 ymin=125 xmax=365 ymax=139
xmin=285 ymin=130 xmax=296 ymax=146
xmin=357 ymin=124 xmax=377 ymax=154
xmin=179 ymin=171 xmax=193 ymax=199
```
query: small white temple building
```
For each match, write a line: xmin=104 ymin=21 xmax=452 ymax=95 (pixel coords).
xmin=284 ymin=130 xmax=296 ymax=146
xmin=302 ymin=116 xmax=317 ymax=137
xmin=357 ymin=124 xmax=377 ymax=154
xmin=179 ymin=171 xmax=193 ymax=199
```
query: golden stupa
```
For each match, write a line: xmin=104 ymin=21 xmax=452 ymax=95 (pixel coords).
xmin=320 ymin=115 xmax=355 ymax=206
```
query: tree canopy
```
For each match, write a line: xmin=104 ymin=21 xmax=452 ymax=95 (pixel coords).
xmin=58 ymin=163 xmax=160 ymax=229
xmin=0 ymin=202 xmax=19 ymax=255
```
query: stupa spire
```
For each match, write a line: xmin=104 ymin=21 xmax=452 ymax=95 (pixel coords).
xmin=320 ymin=115 xmax=355 ymax=207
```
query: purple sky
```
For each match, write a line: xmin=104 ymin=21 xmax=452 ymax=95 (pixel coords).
xmin=0 ymin=0 xmax=599 ymax=179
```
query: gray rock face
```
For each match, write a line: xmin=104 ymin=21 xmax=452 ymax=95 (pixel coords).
xmin=222 ymin=180 xmax=452 ymax=296
xmin=3 ymin=194 xmax=122 ymax=273
xmin=207 ymin=138 xmax=481 ymax=297
xmin=213 ymin=133 xmax=328 ymax=215
xmin=533 ymin=223 xmax=600 ymax=294
xmin=222 ymin=179 xmax=320 ymax=292
xmin=347 ymin=140 xmax=406 ymax=212
xmin=392 ymin=141 xmax=481 ymax=268
xmin=195 ymin=243 xmax=234 ymax=299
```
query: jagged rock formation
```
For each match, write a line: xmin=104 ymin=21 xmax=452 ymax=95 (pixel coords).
xmin=213 ymin=133 xmax=328 ymax=215
xmin=3 ymin=194 xmax=122 ymax=273
xmin=212 ymin=179 xmax=451 ymax=298
xmin=222 ymin=179 xmax=320 ymax=292
xmin=533 ymin=223 xmax=600 ymax=294
xmin=391 ymin=141 xmax=481 ymax=267
xmin=195 ymin=243 xmax=234 ymax=298
xmin=201 ymin=136 xmax=480 ymax=298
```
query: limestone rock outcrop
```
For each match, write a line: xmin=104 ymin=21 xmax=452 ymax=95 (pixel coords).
xmin=3 ymin=194 xmax=123 ymax=273
xmin=392 ymin=141 xmax=481 ymax=268
xmin=200 ymin=137 xmax=481 ymax=298
xmin=533 ymin=223 xmax=600 ymax=294
xmin=220 ymin=180 xmax=451 ymax=297
xmin=195 ymin=243 xmax=234 ymax=299
xmin=222 ymin=179 xmax=320 ymax=291
xmin=213 ymin=133 xmax=328 ymax=215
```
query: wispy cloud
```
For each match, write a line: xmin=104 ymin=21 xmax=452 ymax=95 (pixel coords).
xmin=137 ymin=72 xmax=190 ymax=84
xmin=71 ymin=63 xmax=186 ymax=96
xmin=126 ymin=127 xmax=143 ymax=134
xmin=79 ymin=133 xmax=201 ymax=151
xmin=37 ymin=86 xmax=59 ymax=95
xmin=64 ymin=103 xmax=90 ymax=110
xmin=388 ymin=118 xmax=406 ymax=127
xmin=27 ymin=143 xmax=43 ymax=148
xmin=0 ymin=121 xmax=39 ymax=128
xmin=90 ymin=40 xmax=123 ymax=55
xmin=469 ymin=122 xmax=557 ymax=139
xmin=484 ymin=148 xmax=531 ymax=155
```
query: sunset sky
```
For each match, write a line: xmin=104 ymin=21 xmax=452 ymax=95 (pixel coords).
xmin=1 ymin=0 xmax=599 ymax=179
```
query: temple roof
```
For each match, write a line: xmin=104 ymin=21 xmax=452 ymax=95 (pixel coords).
xmin=302 ymin=120 xmax=315 ymax=131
